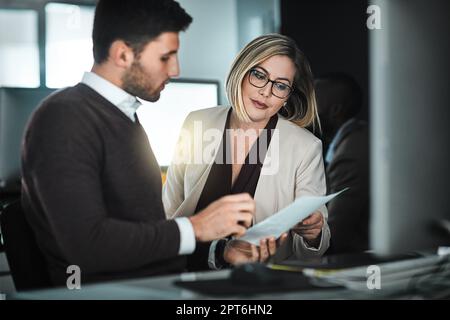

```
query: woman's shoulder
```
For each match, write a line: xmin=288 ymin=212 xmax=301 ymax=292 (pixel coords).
xmin=277 ymin=117 xmax=322 ymax=147
xmin=186 ymin=105 xmax=230 ymax=121
xmin=181 ymin=105 xmax=230 ymax=131
xmin=276 ymin=118 xmax=324 ymax=166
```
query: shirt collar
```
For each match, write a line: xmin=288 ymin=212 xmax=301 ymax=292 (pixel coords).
xmin=325 ymin=118 xmax=357 ymax=165
xmin=81 ymin=72 xmax=141 ymax=122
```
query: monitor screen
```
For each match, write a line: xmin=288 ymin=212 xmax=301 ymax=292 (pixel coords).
xmin=0 ymin=87 xmax=55 ymax=193
xmin=136 ymin=79 xmax=220 ymax=167
xmin=370 ymin=0 xmax=450 ymax=254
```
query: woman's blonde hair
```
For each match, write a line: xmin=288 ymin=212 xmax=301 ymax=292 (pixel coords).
xmin=226 ymin=33 xmax=320 ymax=132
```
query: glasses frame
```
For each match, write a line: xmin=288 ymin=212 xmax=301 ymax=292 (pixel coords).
xmin=247 ymin=68 xmax=294 ymax=99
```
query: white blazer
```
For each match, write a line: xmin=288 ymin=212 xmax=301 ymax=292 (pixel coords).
xmin=163 ymin=106 xmax=330 ymax=261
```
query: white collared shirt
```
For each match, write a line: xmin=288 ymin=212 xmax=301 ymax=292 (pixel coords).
xmin=81 ymin=72 xmax=196 ymax=255
xmin=81 ymin=72 xmax=141 ymax=121
xmin=325 ymin=118 xmax=357 ymax=165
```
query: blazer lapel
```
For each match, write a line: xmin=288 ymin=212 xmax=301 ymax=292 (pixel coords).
xmin=172 ymin=163 xmax=212 ymax=217
xmin=172 ymin=107 xmax=231 ymax=217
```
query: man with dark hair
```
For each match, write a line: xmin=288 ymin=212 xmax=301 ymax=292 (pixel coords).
xmin=21 ymin=0 xmax=254 ymax=286
xmin=315 ymin=73 xmax=370 ymax=254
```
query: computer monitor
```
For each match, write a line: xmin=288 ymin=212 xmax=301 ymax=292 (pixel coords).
xmin=0 ymin=87 xmax=55 ymax=193
xmin=369 ymin=0 xmax=450 ymax=254
xmin=136 ymin=79 xmax=220 ymax=167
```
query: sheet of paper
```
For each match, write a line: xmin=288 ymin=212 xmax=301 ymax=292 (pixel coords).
xmin=239 ymin=188 xmax=348 ymax=245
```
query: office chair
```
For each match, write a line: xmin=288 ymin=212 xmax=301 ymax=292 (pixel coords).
xmin=0 ymin=199 xmax=52 ymax=291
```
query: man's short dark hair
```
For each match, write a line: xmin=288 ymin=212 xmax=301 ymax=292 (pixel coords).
xmin=316 ymin=72 xmax=363 ymax=119
xmin=92 ymin=0 xmax=192 ymax=64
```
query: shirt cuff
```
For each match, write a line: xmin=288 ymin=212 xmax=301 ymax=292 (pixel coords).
xmin=175 ymin=217 xmax=196 ymax=255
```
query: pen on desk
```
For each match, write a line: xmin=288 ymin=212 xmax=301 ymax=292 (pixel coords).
xmin=302 ymin=268 xmax=341 ymax=277
xmin=266 ymin=264 xmax=303 ymax=272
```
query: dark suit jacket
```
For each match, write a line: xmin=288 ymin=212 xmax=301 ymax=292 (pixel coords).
xmin=326 ymin=120 xmax=370 ymax=254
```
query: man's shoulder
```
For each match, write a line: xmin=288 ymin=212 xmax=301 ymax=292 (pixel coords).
xmin=38 ymin=83 xmax=89 ymax=110
xmin=332 ymin=121 xmax=369 ymax=161
xmin=28 ymin=84 xmax=98 ymax=131
xmin=339 ymin=121 xmax=369 ymax=149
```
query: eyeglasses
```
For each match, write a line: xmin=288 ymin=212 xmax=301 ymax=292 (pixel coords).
xmin=248 ymin=68 xmax=293 ymax=99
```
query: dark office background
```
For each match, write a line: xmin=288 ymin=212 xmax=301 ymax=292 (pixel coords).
xmin=281 ymin=0 xmax=369 ymax=121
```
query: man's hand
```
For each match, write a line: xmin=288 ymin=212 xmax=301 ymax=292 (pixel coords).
xmin=223 ymin=233 xmax=288 ymax=265
xmin=291 ymin=211 xmax=323 ymax=248
xmin=189 ymin=193 xmax=255 ymax=242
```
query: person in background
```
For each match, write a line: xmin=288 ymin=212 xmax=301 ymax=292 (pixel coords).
xmin=315 ymin=73 xmax=370 ymax=254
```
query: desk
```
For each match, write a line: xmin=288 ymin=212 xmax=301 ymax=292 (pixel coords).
xmin=12 ymin=269 xmax=364 ymax=300
xmin=13 ymin=253 xmax=449 ymax=300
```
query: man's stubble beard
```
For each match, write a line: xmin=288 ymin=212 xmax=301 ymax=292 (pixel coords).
xmin=122 ymin=60 xmax=161 ymax=102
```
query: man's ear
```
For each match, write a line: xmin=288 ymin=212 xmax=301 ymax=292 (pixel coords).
xmin=109 ymin=40 xmax=134 ymax=68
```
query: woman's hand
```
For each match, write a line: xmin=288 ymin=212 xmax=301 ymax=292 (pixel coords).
xmin=223 ymin=233 xmax=288 ymax=265
xmin=291 ymin=211 xmax=324 ymax=248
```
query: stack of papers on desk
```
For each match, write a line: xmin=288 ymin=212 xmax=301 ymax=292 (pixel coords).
xmin=302 ymin=254 xmax=449 ymax=291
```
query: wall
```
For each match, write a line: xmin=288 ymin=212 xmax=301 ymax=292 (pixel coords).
xmin=177 ymin=0 xmax=280 ymax=105
xmin=237 ymin=0 xmax=280 ymax=49
xmin=177 ymin=0 xmax=239 ymax=105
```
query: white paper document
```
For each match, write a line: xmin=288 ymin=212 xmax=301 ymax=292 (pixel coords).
xmin=239 ymin=189 xmax=348 ymax=245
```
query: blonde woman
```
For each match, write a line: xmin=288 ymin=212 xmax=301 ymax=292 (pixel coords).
xmin=163 ymin=34 xmax=330 ymax=270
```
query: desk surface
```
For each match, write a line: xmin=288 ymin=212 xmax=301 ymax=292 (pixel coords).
xmin=12 ymin=252 xmax=449 ymax=300
xmin=12 ymin=268 xmax=433 ymax=300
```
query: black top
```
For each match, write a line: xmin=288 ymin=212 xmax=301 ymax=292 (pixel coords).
xmin=21 ymin=83 xmax=185 ymax=286
xmin=187 ymin=109 xmax=278 ymax=271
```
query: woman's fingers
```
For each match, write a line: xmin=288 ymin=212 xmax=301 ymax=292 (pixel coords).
xmin=259 ymin=239 xmax=269 ymax=262
xmin=251 ymin=244 xmax=259 ymax=262
xmin=300 ymin=229 xmax=321 ymax=236
xmin=277 ymin=233 xmax=288 ymax=247
xmin=230 ymin=240 xmax=252 ymax=252
xmin=295 ymin=212 xmax=323 ymax=230
xmin=293 ymin=212 xmax=324 ymax=233
xmin=257 ymin=237 xmax=280 ymax=262
xmin=301 ymin=211 xmax=322 ymax=225
xmin=294 ymin=221 xmax=322 ymax=231
xmin=231 ymin=233 xmax=291 ymax=264
xmin=268 ymin=237 xmax=276 ymax=256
